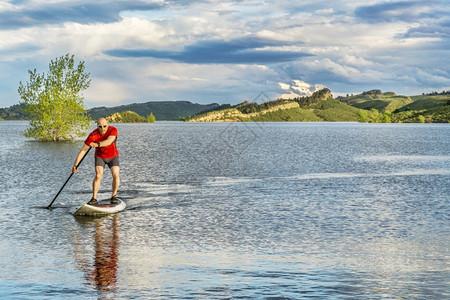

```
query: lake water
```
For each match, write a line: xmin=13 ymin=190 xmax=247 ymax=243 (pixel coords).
xmin=0 ymin=121 xmax=449 ymax=299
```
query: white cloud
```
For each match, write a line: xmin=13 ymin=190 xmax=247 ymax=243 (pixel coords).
xmin=0 ymin=1 xmax=16 ymax=12
xmin=84 ymin=78 xmax=130 ymax=105
xmin=316 ymin=8 xmax=334 ymax=15
xmin=307 ymin=58 xmax=360 ymax=79
xmin=0 ymin=0 xmax=448 ymax=107
xmin=277 ymin=80 xmax=326 ymax=99
xmin=339 ymin=55 xmax=375 ymax=68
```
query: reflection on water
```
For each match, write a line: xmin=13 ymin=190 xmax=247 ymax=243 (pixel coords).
xmin=73 ymin=214 xmax=119 ymax=293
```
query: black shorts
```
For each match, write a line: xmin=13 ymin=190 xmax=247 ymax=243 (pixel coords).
xmin=95 ymin=156 xmax=120 ymax=169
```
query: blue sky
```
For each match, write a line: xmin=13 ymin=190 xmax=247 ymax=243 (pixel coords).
xmin=0 ymin=0 xmax=449 ymax=107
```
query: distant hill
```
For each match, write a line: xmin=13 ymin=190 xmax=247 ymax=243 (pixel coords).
xmin=185 ymin=100 xmax=305 ymax=122
xmin=186 ymin=89 xmax=360 ymax=122
xmin=336 ymin=89 xmax=413 ymax=112
xmin=187 ymin=89 xmax=450 ymax=123
xmin=106 ymin=110 xmax=147 ymax=123
xmin=0 ymin=100 xmax=225 ymax=121
xmin=88 ymin=100 xmax=224 ymax=121
xmin=396 ymin=94 xmax=449 ymax=111
xmin=334 ymin=90 xmax=449 ymax=123
xmin=0 ymin=104 xmax=29 ymax=120
xmin=390 ymin=94 xmax=450 ymax=123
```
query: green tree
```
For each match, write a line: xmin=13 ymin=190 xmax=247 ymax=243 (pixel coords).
xmin=380 ymin=112 xmax=391 ymax=123
xmin=18 ymin=54 xmax=91 ymax=141
xmin=147 ymin=112 xmax=156 ymax=123
xmin=357 ymin=109 xmax=369 ymax=122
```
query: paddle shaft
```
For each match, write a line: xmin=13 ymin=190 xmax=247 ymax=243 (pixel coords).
xmin=47 ymin=147 xmax=92 ymax=209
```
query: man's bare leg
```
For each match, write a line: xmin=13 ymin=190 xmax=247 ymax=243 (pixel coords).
xmin=110 ymin=166 xmax=120 ymax=197
xmin=93 ymin=166 xmax=104 ymax=199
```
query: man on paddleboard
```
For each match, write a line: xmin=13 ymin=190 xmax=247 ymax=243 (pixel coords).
xmin=73 ymin=118 xmax=120 ymax=205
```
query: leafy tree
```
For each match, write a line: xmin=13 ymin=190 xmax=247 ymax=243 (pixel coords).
xmin=357 ymin=109 xmax=369 ymax=122
xmin=369 ymin=108 xmax=380 ymax=123
xmin=18 ymin=54 xmax=91 ymax=141
xmin=357 ymin=108 xmax=391 ymax=123
xmin=146 ymin=112 xmax=156 ymax=123
xmin=380 ymin=111 xmax=391 ymax=123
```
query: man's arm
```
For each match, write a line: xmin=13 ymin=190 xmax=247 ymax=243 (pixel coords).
xmin=89 ymin=135 xmax=116 ymax=148
xmin=72 ymin=144 xmax=90 ymax=173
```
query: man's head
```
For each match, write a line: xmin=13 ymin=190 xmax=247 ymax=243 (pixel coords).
xmin=97 ymin=118 xmax=108 ymax=134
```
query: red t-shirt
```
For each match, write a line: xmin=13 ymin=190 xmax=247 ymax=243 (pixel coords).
xmin=84 ymin=126 xmax=119 ymax=159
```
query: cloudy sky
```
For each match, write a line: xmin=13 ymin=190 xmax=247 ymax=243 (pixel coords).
xmin=0 ymin=0 xmax=449 ymax=107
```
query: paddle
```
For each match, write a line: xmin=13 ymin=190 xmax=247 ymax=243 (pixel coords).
xmin=47 ymin=147 xmax=92 ymax=209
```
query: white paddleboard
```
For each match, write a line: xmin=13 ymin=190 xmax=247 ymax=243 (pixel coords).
xmin=73 ymin=199 xmax=126 ymax=216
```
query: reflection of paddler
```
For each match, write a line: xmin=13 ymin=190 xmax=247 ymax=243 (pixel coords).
xmin=93 ymin=214 xmax=119 ymax=290
xmin=73 ymin=214 xmax=119 ymax=292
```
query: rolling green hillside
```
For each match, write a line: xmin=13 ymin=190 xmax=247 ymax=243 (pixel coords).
xmin=396 ymin=94 xmax=449 ymax=111
xmin=336 ymin=91 xmax=449 ymax=123
xmin=337 ymin=90 xmax=412 ymax=112
xmin=187 ymin=89 xmax=360 ymax=122
xmin=187 ymin=89 xmax=449 ymax=123
xmin=391 ymin=105 xmax=450 ymax=123
xmin=245 ymin=107 xmax=322 ymax=122
xmin=309 ymin=98 xmax=359 ymax=121
xmin=389 ymin=94 xmax=450 ymax=123
xmin=242 ymin=99 xmax=360 ymax=122
xmin=106 ymin=110 xmax=147 ymax=123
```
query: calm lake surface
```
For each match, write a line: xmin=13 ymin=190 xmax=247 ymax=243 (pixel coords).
xmin=0 ymin=121 xmax=449 ymax=299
